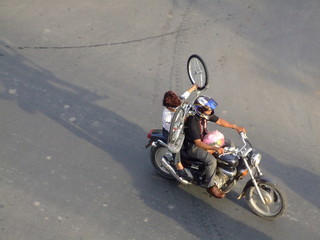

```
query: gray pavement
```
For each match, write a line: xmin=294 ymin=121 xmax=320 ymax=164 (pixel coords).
xmin=0 ymin=0 xmax=319 ymax=239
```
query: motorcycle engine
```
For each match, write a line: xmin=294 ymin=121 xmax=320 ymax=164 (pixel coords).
xmin=214 ymin=171 xmax=230 ymax=189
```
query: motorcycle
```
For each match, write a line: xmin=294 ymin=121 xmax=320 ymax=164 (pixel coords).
xmin=145 ymin=55 xmax=286 ymax=220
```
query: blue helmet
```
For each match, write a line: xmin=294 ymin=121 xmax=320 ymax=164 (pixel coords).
xmin=194 ymin=96 xmax=218 ymax=120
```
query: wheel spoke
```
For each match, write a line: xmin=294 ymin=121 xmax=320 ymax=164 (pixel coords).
xmin=187 ymin=55 xmax=208 ymax=90
xmin=261 ymin=203 xmax=271 ymax=214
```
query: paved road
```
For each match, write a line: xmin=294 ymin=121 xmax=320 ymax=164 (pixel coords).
xmin=1 ymin=1 xmax=319 ymax=239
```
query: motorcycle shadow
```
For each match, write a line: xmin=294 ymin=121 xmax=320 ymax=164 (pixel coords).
xmin=145 ymin=176 xmax=274 ymax=239
xmin=260 ymin=150 xmax=320 ymax=210
xmin=224 ymin=189 xmax=253 ymax=211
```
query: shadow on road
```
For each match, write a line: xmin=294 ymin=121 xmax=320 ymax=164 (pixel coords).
xmin=0 ymin=42 xmax=273 ymax=239
xmin=261 ymin=151 xmax=320 ymax=210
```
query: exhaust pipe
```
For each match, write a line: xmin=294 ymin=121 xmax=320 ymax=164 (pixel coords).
xmin=161 ymin=157 xmax=191 ymax=185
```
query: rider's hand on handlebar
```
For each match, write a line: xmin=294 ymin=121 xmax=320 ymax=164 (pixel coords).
xmin=234 ymin=125 xmax=246 ymax=133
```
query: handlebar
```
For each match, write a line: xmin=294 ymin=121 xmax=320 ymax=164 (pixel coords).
xmin=223 ymin=132 xmax=252 ymax=156
xmin=239 ymin=131 xmax=248 ymax=140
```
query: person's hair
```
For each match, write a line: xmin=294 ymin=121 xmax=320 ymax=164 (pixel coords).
xmin=162 ymin=91 xmax=182 ymax=108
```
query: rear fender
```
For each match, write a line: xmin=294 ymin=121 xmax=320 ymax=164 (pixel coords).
xmin=145 ymin=129 xmax=167 ymax=148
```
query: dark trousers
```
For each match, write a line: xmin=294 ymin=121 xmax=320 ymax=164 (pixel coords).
xmin=162 ymin=128 xmax=169 ymax=141
xmin=187 ymin=144 xmax=217 ymax=188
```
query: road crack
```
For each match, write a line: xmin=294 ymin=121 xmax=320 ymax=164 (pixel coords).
xmin=6 ymin=28 xmax=192 ymax=50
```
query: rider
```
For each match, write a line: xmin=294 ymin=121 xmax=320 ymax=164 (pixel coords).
xmin=162 ymin=84 xmax=197 ymax=180
xmin=183 ymin=96 xmax=246 ymax=198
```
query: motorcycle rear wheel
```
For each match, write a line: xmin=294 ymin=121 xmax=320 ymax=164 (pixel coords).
xmin=150 ymin=146 xmax=175 ymax=179
xmin=245 ymin=182 xmax=286 ymax=220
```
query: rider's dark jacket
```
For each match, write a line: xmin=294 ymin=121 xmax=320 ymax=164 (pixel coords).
xmin=184 ymin=114 xmax=219 ymax=148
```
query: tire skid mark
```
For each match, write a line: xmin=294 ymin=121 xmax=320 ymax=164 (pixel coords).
xmin=151 ymin=9 xmax=177 ymax=108
xmin=5 ymin=16 xmax=231 ymax=51
xmin=169 ymin=0 xmax=194 ymax=93
xmin=6 ymin=28 xmax=192 ymax=50
xmin=152 ymin=1 xmax=194 ymax=108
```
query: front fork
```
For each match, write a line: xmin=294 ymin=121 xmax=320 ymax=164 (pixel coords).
xmin=237 ymin=157 xmax=269 ymax=204
xmin=238 ymin=175 xmax=273 ymax=204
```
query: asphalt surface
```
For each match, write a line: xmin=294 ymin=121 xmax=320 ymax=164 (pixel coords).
xmin=0 ymin=0 xmax=319 ymax=240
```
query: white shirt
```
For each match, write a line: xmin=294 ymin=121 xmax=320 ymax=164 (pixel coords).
xmin=162 ymin=90 xmax=191 ymax=131
xmin=162 ymin=107 xmax=174 ymax=131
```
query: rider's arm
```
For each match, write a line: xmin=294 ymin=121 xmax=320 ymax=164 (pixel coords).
xmin=216 ymin=118 xmax=246 ymax=133
xmin=180 ymin=84 xmax=197 ymax=100
xmin=194 ymin=139 xmax=224 ymax=154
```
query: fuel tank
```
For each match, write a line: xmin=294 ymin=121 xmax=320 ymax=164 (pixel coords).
xmin=217 ymin=154 xmax=239 ymax=168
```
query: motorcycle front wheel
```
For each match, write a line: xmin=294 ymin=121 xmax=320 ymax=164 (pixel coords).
xmin=150 ymin=146 xmax=175 ymax=179
xmin=245 ymin=182 xmax=286 ymax=220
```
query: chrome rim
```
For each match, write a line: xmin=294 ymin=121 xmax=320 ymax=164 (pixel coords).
xmin=247 ymin=183 xmax=284 ymax=217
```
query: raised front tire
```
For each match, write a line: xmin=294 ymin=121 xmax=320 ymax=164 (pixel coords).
xmin=150 ymin=146 xmax=174 ymax=179
xmin=245 ymin=181 xmax=286 ymax=220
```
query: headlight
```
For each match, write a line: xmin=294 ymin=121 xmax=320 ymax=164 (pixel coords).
xmin=251 ymin=153 xmax=261 ymax=167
